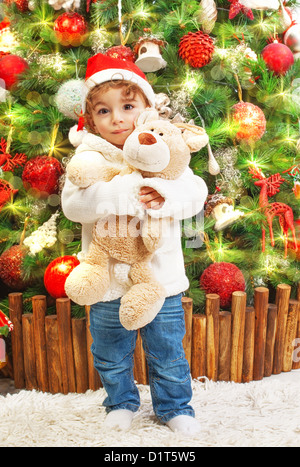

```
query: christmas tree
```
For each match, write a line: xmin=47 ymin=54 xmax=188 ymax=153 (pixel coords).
xmin=0 ymin=0 xmax=299 ymax=317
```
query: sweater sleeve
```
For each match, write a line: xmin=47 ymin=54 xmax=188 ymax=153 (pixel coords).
xmin=133 ymin=167 xmax=208 ymax=220
xmin=61 ymin=171 xmax=144 ymax=225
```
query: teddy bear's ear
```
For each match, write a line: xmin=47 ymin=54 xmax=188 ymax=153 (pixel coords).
xmin=176 ymin=124 xmax=209 ymax=152
xmin=135 ymin=108 xmax=160 ymax=127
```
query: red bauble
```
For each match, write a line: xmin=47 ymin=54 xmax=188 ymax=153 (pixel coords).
xmin=178 ymin=30 xmax=214 ymax=68
xmin=0 ymin=54 xmax=28 ymax=90
xmin=105 ymin=45 xmax=136 ymax=62
xmin=44 ymin=256 xmax=80 ymax=299
xmin=14 ymin=0 xmax=29 ymax=12
xmin=0 ymin=245 xmax=27 ymax=289
xmin=22 ymin=155 xmax=64 ymax=197
xmin=261 ymin=42 xmax=294 ymax=76
xmin=232 ymin=101 xmax=266 ymax=143
xmin=53 ymin=12 xmax=88 ymax=47
xmin=0 ymin=179 xmax=18 ymax=210
xmin=200 ymin=262 xmax=246 ymax=308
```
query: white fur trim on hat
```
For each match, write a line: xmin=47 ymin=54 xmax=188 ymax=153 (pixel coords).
xmin=81 ymin=69 xmax=156 ymax=111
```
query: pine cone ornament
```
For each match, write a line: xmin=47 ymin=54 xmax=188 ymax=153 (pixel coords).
xmin=0 ymin=245 xmax=27 ymax=289
xmin=178 ymin=30 xmax=214 ymax=68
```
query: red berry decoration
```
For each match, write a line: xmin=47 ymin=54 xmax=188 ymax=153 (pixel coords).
xmin=0 ymin=54 xmax=28 ymax=90
xmin=178 ymin=30 xmax=214 ymax=68
xmin=22 ymin=155 xmax=64 ymax=198
xmin=232 ymin=101 xmax=266 ymax=143
xmin=53 ymin=12 xmax=88 ymax=47
xmin=200 ymin=262 xmax=246 ymax=308
xmin=0 ymin=245 xmax=27 ymax=289
xmin=105 ymin=45 xmax=136 ymax=62
xmin=261 ymin=42 xmax=294 ymax=76
xmin=44 ymin=256 xmax=80 ymax=299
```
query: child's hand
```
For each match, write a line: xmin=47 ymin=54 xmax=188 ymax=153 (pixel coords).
xmin=139 ymin=186 xmax=165 ymax=210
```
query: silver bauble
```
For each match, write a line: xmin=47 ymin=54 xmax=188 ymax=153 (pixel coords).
xmin=284 ymin=24 xmax=300 ymax=54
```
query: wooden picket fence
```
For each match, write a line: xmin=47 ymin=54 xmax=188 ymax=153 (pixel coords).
xmin=2 ymin=283 xmax=300 ymax=394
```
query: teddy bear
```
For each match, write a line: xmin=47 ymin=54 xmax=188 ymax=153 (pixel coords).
xmin=64 ymin=109 xmax=210 ymax=330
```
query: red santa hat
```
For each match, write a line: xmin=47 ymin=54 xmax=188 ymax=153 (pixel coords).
xmin=81 ymin=53 xmax=156 ymax=112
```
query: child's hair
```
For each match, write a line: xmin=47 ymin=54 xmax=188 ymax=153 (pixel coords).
xmin=84 ymin=80 xmax=151 ymax=134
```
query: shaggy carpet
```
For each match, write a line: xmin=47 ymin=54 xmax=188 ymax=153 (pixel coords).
xmin=0 ymin=371 xmax=300 ymax=448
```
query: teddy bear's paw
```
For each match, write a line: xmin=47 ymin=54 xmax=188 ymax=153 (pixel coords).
xmin=119 ymin=283 xmax=165 ymax=330
xmin=64 ymin=263 xmax=110 ymax=306
xmin=142 ymin=234 xmax=161 ymax=253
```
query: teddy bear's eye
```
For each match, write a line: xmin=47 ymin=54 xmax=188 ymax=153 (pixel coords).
xmin=150 ymin=129 xmax=154 ymax=132
xmin=159 ymin=132 xmax=164 ymax=136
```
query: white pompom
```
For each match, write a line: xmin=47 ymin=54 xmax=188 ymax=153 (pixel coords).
xmin=68 ymin=125 xmax=86 ymax=147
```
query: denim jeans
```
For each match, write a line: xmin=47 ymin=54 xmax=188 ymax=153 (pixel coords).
xmin=89 ymin=293 xmax=195 ymax=423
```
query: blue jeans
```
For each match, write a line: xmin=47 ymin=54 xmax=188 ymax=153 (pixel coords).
xmin=89 ymin=293 xmax=194 ymax=423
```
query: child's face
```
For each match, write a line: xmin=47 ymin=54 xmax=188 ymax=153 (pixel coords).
xmin=89 ymin=86 xmax=147 ymax=148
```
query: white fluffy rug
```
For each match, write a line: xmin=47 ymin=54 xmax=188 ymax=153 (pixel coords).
xmin=1 ymin=371 xmax=300 ymax=447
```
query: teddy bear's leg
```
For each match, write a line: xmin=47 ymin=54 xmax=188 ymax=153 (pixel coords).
xmin=119 ymin=261 xmax=166 ymax=330
xmin=64 ymin=241 xmax=110 ymax=306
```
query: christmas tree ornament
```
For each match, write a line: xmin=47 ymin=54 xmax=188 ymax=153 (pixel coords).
xmin=287 ymin=220 xmax=300 ymax=260
xmin=0 ymin=54 xmax=28 ymax=90
xmin=53 ymin=12 xmax=88 ymax=47
xmin=0 ymin=79 xmax=8 ymax=103
xmin=214 ymin=147 xmax=244 ymax=199
xmin=154 ymin=93 xmax=172 ymax=119
xmin=0 ymin=309 xmax=13 ymax=370
xmin=282 ymin=164 xmax=300 ymax=199
xmin=207 ymin=143 xmax=220 ymax=175
xmin=249 ymin=167 xmax=298 ymax=257
xmin=284 ymin=24 xmax=300 ymax=60
xmin=197 ymin=0 xmax=218 ymax=34
xmin=239 ymin=0 xmax=279 ymax=9
xmin=44 ymin=255 xmax=80 ymax=299
xmin=205 ymin=193 xmax=244 ymax=231
xmin=54 ymin=79 xmax=83 ymax=120
xmin=261 ymin=41 xmax=294 ymax=75
xmin=22 ymin=155 xmax=64 ymax=198
xmin=0 ymin=179 xmax=18 ymax=211
xmin=0 ymin=137 xmax=27 ymax=172
xmin=293 ymin=180 xmax=300 ymax=199
xmin=178 ymin=30 xmax=215 ymax=68
xmin=228 ymin=0 xmax=254 ymax=20
xmin=0 ymin=244 xmax=27 ymax=289
xmin=0 ymin=17 xmax=17 ymax=53
xmin=232 ymin=101 xmax=266 ymax=143
xmin=0 ymin=309 xmax=13 ymax=337
xmin=134 ymin=37 xmax=167 ymax=72
xmin=200 ymin=262 xmax=246 ymax=308
xmin=277 ymin=0 xmax=293 ymax=32
xmin=14 ymin=0 xmax=29 ymax=11
xmin=23 ymin=211 xmax=59 ymax=255
xmin=48 ymin=0 xmax=80 ymax=10
xmin=105 ymin=45 xmax=136 ymax=63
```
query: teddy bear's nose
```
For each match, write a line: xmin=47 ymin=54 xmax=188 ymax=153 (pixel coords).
xmin=138 ymin=132 xmax=157 ymax=145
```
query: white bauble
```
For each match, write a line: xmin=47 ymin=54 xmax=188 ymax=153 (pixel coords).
xmin=239 ymin=0 xmax=279 ymax=9
xmin=284 ymin=24 xmax=300 ymax=54
xmin=54 ymin=79 xmax=83 ymax=120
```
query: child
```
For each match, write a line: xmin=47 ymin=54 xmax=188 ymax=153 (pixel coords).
xmin=61 ymin=53 xmax=208 ymax=435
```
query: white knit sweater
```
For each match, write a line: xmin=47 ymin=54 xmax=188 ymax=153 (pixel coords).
xmin=61 ymin=133 xmax=208 ymax=301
